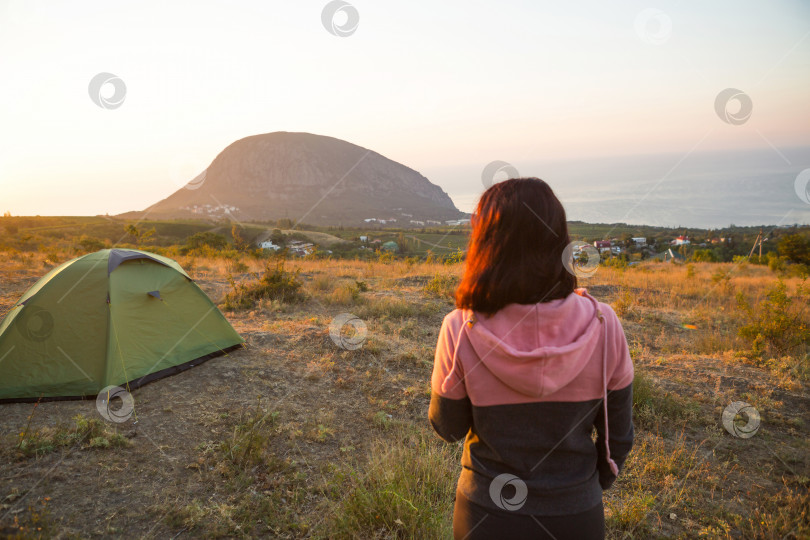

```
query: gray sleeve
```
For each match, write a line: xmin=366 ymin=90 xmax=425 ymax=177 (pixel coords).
xmin=429 ymin=391 xmax=473 ymax=443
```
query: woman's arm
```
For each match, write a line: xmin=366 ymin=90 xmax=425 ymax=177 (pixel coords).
xmin=428 ymin=314 xmax=473 ymax=443
xmin=429 ymin=393 xmax=473 ymax=443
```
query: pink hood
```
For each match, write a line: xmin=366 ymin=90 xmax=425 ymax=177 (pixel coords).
xmin=462 ymin=289 xmax=604 ymax=399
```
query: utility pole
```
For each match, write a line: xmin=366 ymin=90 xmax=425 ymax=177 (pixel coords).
xmin=748 ymin=229 xmax=763 ymax=258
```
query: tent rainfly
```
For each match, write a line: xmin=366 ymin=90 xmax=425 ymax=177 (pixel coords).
xmin=0 ymin=249 xmax=243 ymax=402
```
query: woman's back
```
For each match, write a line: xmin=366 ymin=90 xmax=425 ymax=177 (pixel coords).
xmin=431 ymin=290 xmax=634 ymax=516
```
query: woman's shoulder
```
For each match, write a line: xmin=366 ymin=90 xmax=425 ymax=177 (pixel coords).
xmin=441 ymin=308 xmax=473 ymax=330
xmin=574 ymin=288 xmax=624 ymax=327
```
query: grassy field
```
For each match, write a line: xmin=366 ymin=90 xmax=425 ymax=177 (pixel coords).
xmin=0 ymin=242 xmax=808 ymax=538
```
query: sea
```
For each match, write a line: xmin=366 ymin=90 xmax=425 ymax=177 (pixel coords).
xmin=438 ymin=146 xmax=810 ymax=229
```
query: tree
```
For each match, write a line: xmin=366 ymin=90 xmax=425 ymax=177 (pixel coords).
xmin=124 ymin=224 xmax=140 ymax=244
xmin=124 ymin=224 xmax=155 ymax=247
xmin=270 ymin=229 xmax=285 ymax=246
xmin=186 ymin=232 xmax=228 ymax=250
xmin=139 ymin=227 xmax=156 ymax=245
xmin=232 ymin=224 xmax=249 ymax=251
xmin=778 ymin=234 xmax=809 ymax=265
xmin=78 ymin=235 xmax=105 ymax=252
xmin=692 ymin=249 xmax=717 ymax=262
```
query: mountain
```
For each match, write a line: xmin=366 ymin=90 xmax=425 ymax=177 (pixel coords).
xmin=135 ymin=132 xmax=464 ymax=226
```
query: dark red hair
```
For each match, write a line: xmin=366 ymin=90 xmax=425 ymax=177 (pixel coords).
xmin=455 ymin=178 xmax=576 ymax=315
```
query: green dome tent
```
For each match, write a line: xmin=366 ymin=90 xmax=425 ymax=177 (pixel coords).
xmin=0 ymin=249 xmax=244 ymax=402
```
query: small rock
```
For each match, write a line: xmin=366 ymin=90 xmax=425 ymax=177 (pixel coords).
xmin=669 ymin=513 xmax=677 ymax=520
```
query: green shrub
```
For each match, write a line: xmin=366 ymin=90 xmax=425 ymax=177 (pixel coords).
xmin=632 ymin=372 xmax=699 ymax=428
xmin=215 ymin=403 xmax=278 ymax=472
xmin=444 ymin=248 xmax=465 ymax=265
xmin=77 ymin=235 xmax=106 ymax=252
xmin=355 ymin=280 xmax=369 ymax=292
xmin=736 ymin=279 xmax=809 ymax=359
xmin=185 ymin=232 xmax=228 ymax=251
xmin=423 ymin=273 xmax=459 ymax=300
xmin=686 ymin=264 xmax=695 ymax=279
xmin=223 ymin=260 xmax=304 ymax=310
xmin=602 ymin=255 xmax=628 ymax=269
xmin=778 ymin=233 xmax=810 ymax=265
xmin=692 ymin=249 xmax=717 ymax=262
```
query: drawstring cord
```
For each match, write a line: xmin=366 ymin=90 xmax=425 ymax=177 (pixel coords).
xmin=597 ymin=309 xmax=620 ymax=476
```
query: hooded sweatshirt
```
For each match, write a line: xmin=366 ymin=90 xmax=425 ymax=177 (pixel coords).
xmin=429 ymin=288 xmax=634 ymax=516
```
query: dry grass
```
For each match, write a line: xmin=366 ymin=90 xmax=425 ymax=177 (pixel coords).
xmin=0 ymin=250 xmax=808 ymax=538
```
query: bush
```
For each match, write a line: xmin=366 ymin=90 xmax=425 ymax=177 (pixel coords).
xmin=602 ymin=255 xmax=628 ymax=269
xmin=223 ymin=260 xmax=304 ymax=310
xmin=778 ymin=233 xmax=810 ymax=265
xmin=424 ymin=273 xmax=459 ymax=300
xmin=736 ymin=278 xmax=809 ymax=360
xmin=77 ymin=235 xmax=106 ymax=253
xmin=632 ymin=372 xmax=699 ymax=428
xmin=692 ymin=249 xmax=717 ymax=262
xmin=186 ymin=232 xmax=228 ymax=251
xmin=328 ymin=283 xmax=361 ymax=305
xmin=444 ymin=248 xmax=465 ymax=265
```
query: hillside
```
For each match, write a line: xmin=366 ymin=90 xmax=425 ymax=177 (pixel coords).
xmin=133 ymin=132 xmax=464 ymax=226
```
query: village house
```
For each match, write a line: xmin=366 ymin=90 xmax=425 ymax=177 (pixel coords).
xmin=653 ymin=248 xmax=685 ymax=263
xmin=671 ymin=235 xmax=690 ymax=246
xmin=410 ymin=220 xmax=425 ymax=226
xmin=593 ymin=240 xmax=611 ymax=254
xmin=359 ymin=236 xmax=368 ymax=243
xmin=631 ymin=237 xmax=647 ymax=247
xmin=287 ymin=240 xmax=314 ymax=256
xmin=259 ymin=240 xmax=281 ymax=251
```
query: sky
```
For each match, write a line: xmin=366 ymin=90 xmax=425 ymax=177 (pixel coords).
xmin=0 ymin=0 xmax=809 ymax=223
